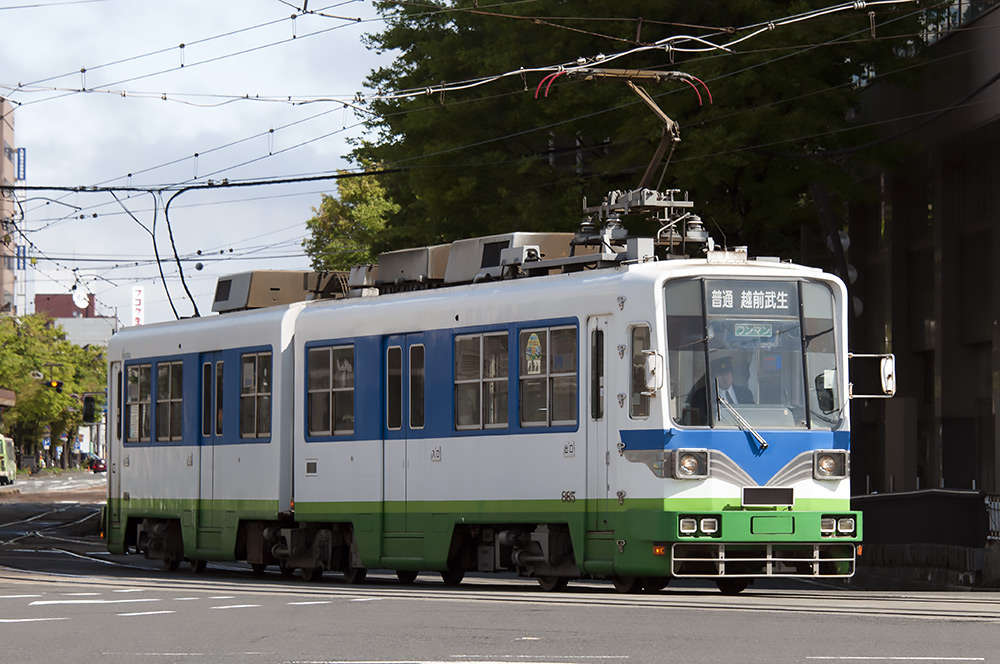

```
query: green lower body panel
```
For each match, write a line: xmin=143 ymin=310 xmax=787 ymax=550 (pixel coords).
xmin=106 ymin=495 xmax=859 ymax=578
xmin=106 ymin=498 xmax=280 ymax=559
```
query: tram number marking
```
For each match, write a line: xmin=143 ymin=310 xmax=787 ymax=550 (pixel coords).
xmin=561 ymin=491 xmax=576 ymax=503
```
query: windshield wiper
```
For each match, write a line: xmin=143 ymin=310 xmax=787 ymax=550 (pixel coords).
xmin=715 ymin=381 xmax=768 ymax=451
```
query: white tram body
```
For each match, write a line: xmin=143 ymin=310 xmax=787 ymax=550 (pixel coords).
xmin=106 ymin=228 xmax=865 ymax=590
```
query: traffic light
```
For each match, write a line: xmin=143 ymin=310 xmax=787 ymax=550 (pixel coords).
xmin=82 ymin=396 xmax=96 ymax=423
xmin=46 ymin=380 xmax=63 ymax=393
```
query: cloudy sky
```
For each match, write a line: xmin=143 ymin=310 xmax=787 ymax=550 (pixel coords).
xmin=1 ymin=0 xmax=393 ymax=324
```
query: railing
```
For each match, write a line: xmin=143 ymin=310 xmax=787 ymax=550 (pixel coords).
xmin=988 ymin=495 xmax=1000 ymax=541
xmin=924 ymin=0 xmax=1000 ymax=44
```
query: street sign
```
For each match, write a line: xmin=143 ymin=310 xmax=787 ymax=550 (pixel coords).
xmin=42 ymin=437 xmax=50 ymax=450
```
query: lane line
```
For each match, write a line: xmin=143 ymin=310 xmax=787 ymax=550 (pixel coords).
xmin=208 ymin=595 xmax=235 ymax=599
xmin=350 ymin=597 xmax=383 ymax=602
xmin=112 ymin=588 xmax=146 ymax=593
xmin=63 ymin=592 xmax=100 ymax=596
xmin=805 ymin=659 xmax=985 ymax=662
xmin=0 ymin=617 xmax=69 ymax=623
xmin=118 ymin=610 xmax=176 ymax=617
xmin=173 ymin=597 xmax=201 ymax=601
xmin=210 ymin=604 xmax=261 ymax=610
xmin=30 ymin=598 xmax=160 ymax=606
xmin=0 ymin=594 xmax=42 ymax=599
xmin=287 ymin=601 xmax=332 ymax=605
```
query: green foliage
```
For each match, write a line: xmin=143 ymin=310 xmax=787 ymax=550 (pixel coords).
xmin=353 ymin=0 xmax=925 ymax=258
xmin=0 ymin=314 xmax=106 ymax=461
xmin=302 ymin=167 xmax=402 ymax=270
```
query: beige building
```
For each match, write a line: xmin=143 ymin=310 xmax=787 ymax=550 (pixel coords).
xmin=0 ymin=97 xmax=16 ymax=315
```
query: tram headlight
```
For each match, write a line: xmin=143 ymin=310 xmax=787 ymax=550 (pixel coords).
xmin=673 ymin=449 xmax=709 ymax=479
xmin=679 ymin=518 xmax=698 ymax=535
xmin=820 ymin=517 xmax=836 ymax=534
xmin=837 ymin=517 xmax=856 ymax=534
xmin=813 ymin=450 xmax=847 ymax=480
xmin=699 ymin=518 xmax=719 ymax=534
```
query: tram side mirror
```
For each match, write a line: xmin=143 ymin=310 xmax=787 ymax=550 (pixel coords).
xmin=847 ymin=352 xmax=897 ymax=399
xmin=641 ymin=350 xmax=664 ymax=396
xmin=814 ymin=373 xmax=836 ymax=413
xmin=880 ymin=356 xmax=896 ymax=397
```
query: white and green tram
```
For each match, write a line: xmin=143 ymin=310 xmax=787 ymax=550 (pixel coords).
xmin=105 ymin=190 xmax=893 ymax=593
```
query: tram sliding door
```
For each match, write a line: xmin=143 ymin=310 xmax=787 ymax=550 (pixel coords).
xmin=382 ymin=333 xmax=425 ymax=534
xmin=198 ymin=353 xmax=224 ymax=543
xmin=586 ymin=316 xmax=611 ymax=530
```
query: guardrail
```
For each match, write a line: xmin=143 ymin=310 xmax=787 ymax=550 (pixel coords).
xmin=988 ymin=495 xmax=1000 ymax=541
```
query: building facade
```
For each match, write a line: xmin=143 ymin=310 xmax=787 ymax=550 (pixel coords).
xmin=0 ymin=98 xmax=16 ymax=315
xmin=850 ymin=2 xmax=1000 ymax=497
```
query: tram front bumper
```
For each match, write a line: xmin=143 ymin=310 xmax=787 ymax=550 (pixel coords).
xmin=667 ymin=510 xmax=862 ymax=578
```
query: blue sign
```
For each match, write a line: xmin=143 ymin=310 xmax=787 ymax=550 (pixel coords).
xmin=42 ymin=437 xmax=50 ymax=450
xmin=15 ymin=147 xmax=25 ymax=181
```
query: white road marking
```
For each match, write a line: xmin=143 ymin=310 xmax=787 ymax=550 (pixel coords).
xmin=350 ymin=597 xmax=383 ymax=602
xmin=806 ymin=659 xmax=985 ymax=662
xmin=515 ymin=637 xmax=541 ymax=641
xmin=30 ymin=598 xmax=160 ymax=606
xmin=118 ymin=610 xmax=176 ymax=617
xmin=287 ymin=601 xmax=332 ymax=605
xmin=208 ymin=595 xmax=235 ymax=599
xmin=0 ymin=594 xmax=42 ymax=599
xmin=0 ymin=617 xmax=69 ymax=623
xmin=63 ymin=592 xmax=100 ymax=596
xmin=173 ymin=597 xmax=201 ymax=601
xmin=210 ymin=604 xmax=261 ymax=610
xmin=112 ymin=588 xmax=146 ymax=593
xmin=454 ymin=658 xmax=628 ymax=661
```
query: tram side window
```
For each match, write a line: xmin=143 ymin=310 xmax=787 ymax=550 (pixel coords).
xmin=307 ymin=345 xmax=354 ymax=436
xmin=519 ymin=326 xmax=577 ymax=427
xmin=630 ymin=326 xmax=651 ymax=419
xmin=125 ymin=364 xmax=151 ymax=442
xmin=155 ymin=361 xmax=183 ymax=442
xmin=202 ymin=364 xmax=211 ymax=437
xmin=240 ymin=352 xmax=272 ymax=439
xmin=454 ymin=332 xmax=508 ymax=430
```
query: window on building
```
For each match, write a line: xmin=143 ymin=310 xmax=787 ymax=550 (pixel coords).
xmin=519 ymin=326 xmax=577 ymax=427
xmin=240 ymin=352 xmax=272 ymax=438
xmin=455 ymin=332 xmax=508 ymax=430
xmin=155 ymin=361 xmax=183 ymax=441
xmin=308 ymin=345 xmax=354 ymax=436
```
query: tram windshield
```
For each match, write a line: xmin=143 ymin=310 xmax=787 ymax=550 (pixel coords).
xmin=665 ymin=277 xmax=843 ymax=430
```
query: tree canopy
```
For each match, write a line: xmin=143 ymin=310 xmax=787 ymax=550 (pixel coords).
xmin=0 ymin=314 xmax=106 ymax=463
xmin=301 ymin=0 xmax=927 ymax=269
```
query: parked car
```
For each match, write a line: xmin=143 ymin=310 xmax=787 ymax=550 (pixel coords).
xmin=91 ymin=458 xmax=106 ymax=473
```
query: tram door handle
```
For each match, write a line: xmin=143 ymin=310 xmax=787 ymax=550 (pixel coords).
xmin=641 ymin=350 xmax=665 ymax=397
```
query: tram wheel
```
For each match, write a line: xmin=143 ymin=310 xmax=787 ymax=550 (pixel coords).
xmin=251 ymin=563 xmax=267 ymax=575
xmin=162 ymin=555 xmax=180 ymax=572
xmin=716 ymin=578 xmax=750 ymax=595
xmin=396 ymin=570 xmax=418 ymax=585
xmin=440 ymin=568 xmax=464 ymax=586
xmin=537 ymin=576 xmax=569 ymax=592
xmin=301 ymin=566 xmax=323 ymax=582
xmin=612 ymin=576 xmax=642 ymax=594
xmin=278 ymin=561 xmax=295 ymax=578
xmin=641 ymin=577 xmax=670 ymax=593
xmin=191 ymin=559 xmax=207 ymax=574
xmin=344 ymin=566 xmax=367 ymax=584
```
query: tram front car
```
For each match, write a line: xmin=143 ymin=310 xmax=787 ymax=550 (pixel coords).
xmin=620 ymin=266 xmax=864 ymax=593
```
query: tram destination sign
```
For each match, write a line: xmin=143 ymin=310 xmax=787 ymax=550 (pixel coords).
xmin=705 ymin=279 xmax=799 ymax=317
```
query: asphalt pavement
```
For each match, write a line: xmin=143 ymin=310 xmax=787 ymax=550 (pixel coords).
xmin=0 ymin=473 xmax=998 ymax=664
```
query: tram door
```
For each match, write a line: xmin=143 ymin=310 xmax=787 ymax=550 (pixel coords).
xmin=198 ymin=353 xmax=224 ymax=537
xmin=383 ymin=334 xmax=425 ymax=534
xmin=108 ymin=362 xmax=122 ymax=526
xmin=586 ymin=316 xmax=611 ymax=530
